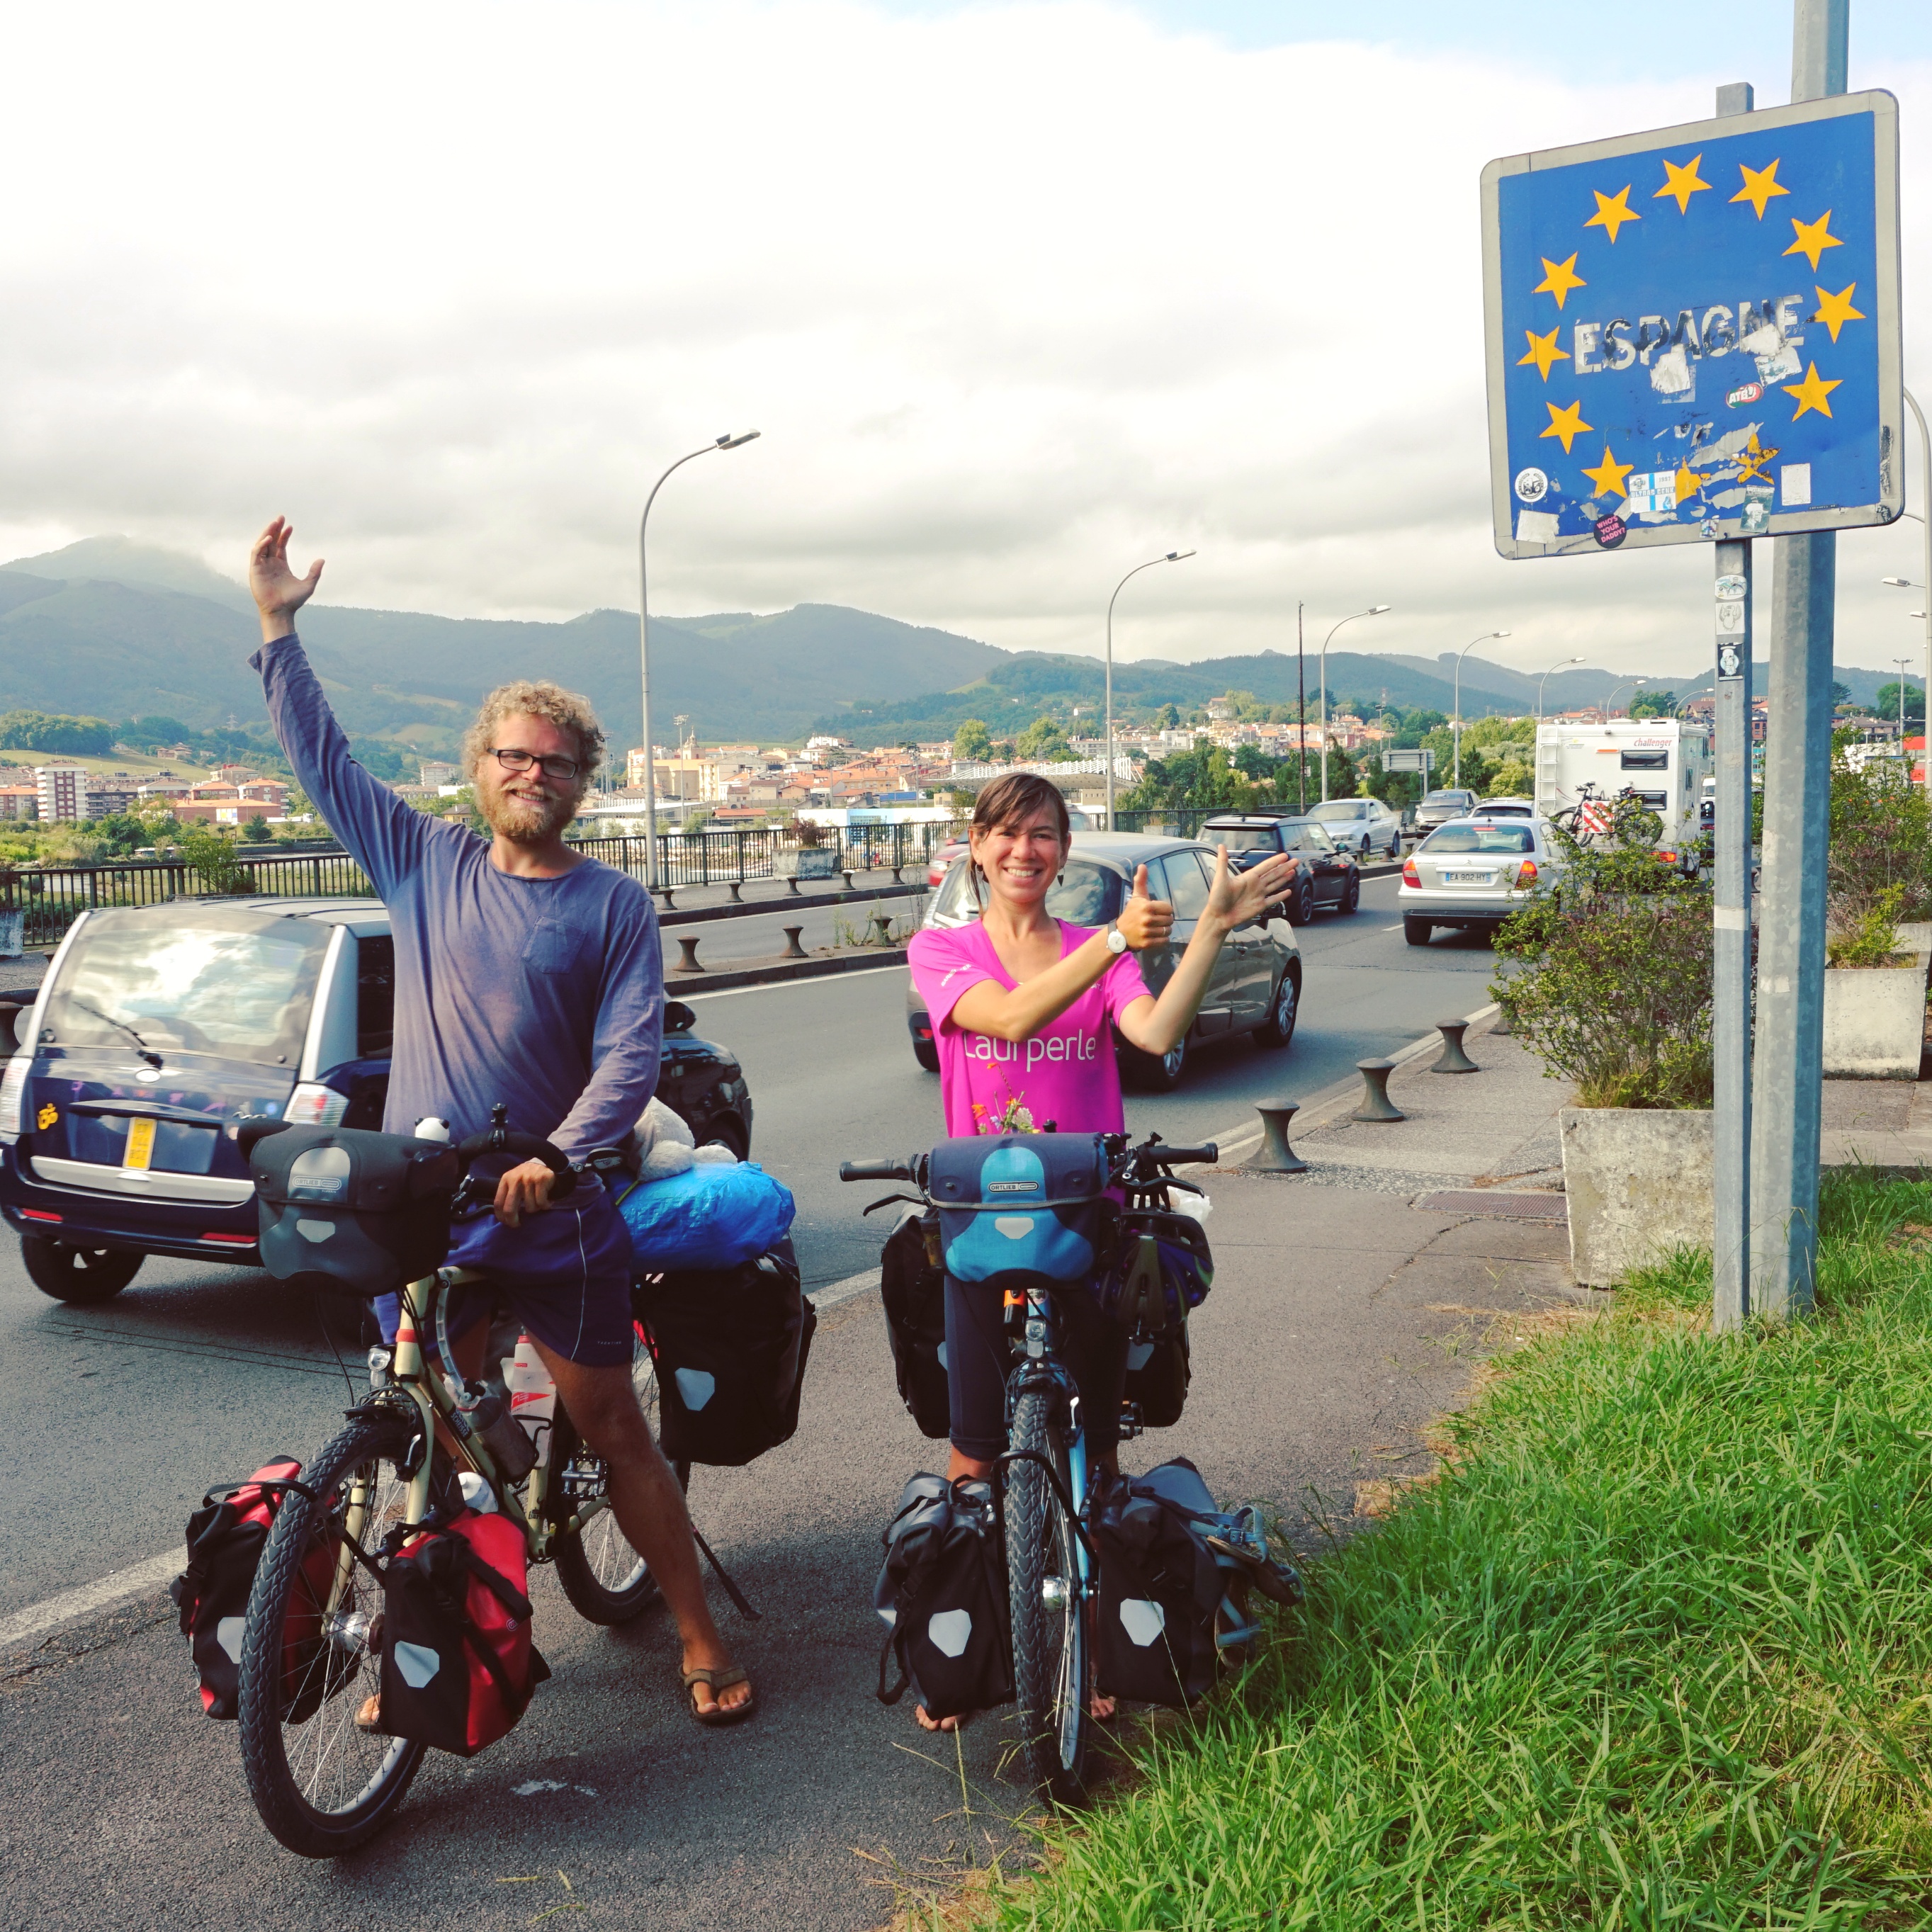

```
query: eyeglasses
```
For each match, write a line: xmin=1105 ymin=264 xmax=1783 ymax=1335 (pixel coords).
xmin=488 ymin=747 xmax=582 ymax=782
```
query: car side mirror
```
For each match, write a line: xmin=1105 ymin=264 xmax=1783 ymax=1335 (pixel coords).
xmin=664 ymin=1000 xmax=696 ymax=1034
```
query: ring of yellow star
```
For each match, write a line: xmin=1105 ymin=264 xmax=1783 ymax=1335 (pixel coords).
xmin=1540 ymin=399 xmax=1592 ymax=453
xmin=1584 ymin=185 xmax=1641 ymax=244
xmin=1812 ymin=282 xmax=1864 ymax=342
xmin=1782 ymin=361 xmax=1841 ymax=420
xmin=1654 ymin=154 xmax=1711 ymax=214
xmin=1533 ymin=253 xmax=1586 ymax=309
xmin=1730 ymin=158 xmax=1790 ymax=220
xmin=1516 ymin=326 xmax=1570 ymax=382
xmin=1783 ymin=209 xmax=1842 ymax=272
xmin=1734 ymin=431 xmax=1779 ymax=485
xmin=1580 ymin=446 xmax=1633 ymax=499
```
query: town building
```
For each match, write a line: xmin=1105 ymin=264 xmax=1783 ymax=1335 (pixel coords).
xmin=0 ymin=787 xmax=39 ymax=821
xmin=35 ymin=766 xmax=87 ymax=823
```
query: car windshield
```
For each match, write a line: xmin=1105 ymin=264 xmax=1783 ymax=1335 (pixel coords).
xmin=1422 ymin=825 xmax=1535 ymax=855
xmin=1307 ymin=802 xmax=1366 ymax=822
xmin=1422 ymin=791 xmax=1471 ymax=806
xmin=1203 ymin=825 xmax=1281 ymax=853
xmin=43 ymin=910 xmax=332 ymax=1066
xmin=933 ymin=857 xmax=1120 ymax=926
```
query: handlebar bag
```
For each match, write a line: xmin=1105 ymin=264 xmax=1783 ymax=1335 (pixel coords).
xmin=378 ymin=1508 xmax=550 ymax=1756
xmin=170 ymin=1459 xmax=351 ymax=1724
xmin=872 ymin=1473 xmax=1014 ymax=1722
xmin=250 ymin=1126 xmax=463 ymax=1297
xmin=635 ymin=1238 xmax=816 ymax=1467
xmin=617 ymin=1160 xmax=796 ymax=1272
xmin=927 ymin=1133 xmax=1109 ymax=1289
xmin=1093 ymin=1457 xmax=1228 ymax=1707
xmin=879 ymin=1209 xmax=951 ymax=1440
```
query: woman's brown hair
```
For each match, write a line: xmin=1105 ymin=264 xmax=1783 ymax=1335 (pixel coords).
xmin=966 ymin=772 xmax=1071 ymax=905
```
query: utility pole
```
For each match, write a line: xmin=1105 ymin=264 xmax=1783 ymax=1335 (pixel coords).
xmin=1296 ymin=603 xmax=1307 ymax=813
xmin=1748 ymin=0 xmax=1848 ymax=1323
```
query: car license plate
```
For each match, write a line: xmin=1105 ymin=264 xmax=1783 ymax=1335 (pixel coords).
xmin=123 ymin=1117 xmax=157 ymax=1171
xmin=1442 ymin=871 xmax=1492 ymax=885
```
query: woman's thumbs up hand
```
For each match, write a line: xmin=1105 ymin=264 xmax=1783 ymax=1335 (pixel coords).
xmin=1114 ymin=863 xmax=1174 ymax=951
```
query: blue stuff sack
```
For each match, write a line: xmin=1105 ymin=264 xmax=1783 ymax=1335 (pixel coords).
xmin=618 ymin=1162 xmax=796 ymax=1272
xmin=927 ymin=1133 xmax=1109 ymax=1289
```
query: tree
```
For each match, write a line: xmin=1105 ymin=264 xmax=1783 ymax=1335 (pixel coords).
xmin=1831 ymin=681 xmax=1853 ymax=708
xmin=243 ymin=813 xmax=273 ymax=842
xmin=1628 ymin=689 xmax=1677 ymax=718
xmin=1874 ymin=682 xmax=1925 ymax=729
xmin=954 ymin=719 xmax=993 ymax=762
xmin=1155 ymin=704 xmax=1180 ymax=729
xmin=1016 ymin=716 xmax=1073 ymax=762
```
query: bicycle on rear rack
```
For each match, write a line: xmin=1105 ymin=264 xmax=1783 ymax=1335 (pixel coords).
xmin=840 ymin=1129 xmax=1221 ymax=1804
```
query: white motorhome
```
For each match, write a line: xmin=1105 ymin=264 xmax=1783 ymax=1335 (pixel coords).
xmin=1534 ymin=718 xmax=1711 ymax=848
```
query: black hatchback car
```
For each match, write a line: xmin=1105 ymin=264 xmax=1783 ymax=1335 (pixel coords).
xmin=1199 ymin=815 xmax=1361 ymax=925
xmin=0 ymin=898 xmax=752 ymax=1304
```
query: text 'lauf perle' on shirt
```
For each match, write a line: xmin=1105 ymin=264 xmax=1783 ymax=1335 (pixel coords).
xmin=250 ymin=632 xmax=663 ymax=1161
xmin=907 ymin=920 xmax=1151 ymax=1139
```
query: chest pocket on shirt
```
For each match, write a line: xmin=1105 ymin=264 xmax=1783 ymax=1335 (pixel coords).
xmin=521 ymin=917 xmax=585 ymax=976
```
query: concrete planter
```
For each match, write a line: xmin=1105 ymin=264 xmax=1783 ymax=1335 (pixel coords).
xmin=774 ymin=847 xmax=841 ymax=881
xmin=1559 ymin=1106 xmax=1713 ymax=1288
xmin=1821 ymin=922 xmax=1931 ymax=1080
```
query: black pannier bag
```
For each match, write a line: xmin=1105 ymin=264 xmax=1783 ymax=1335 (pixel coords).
xmin=880 ymin=1209 xmax=952 ymax=1438
xmin=927 ymin=1133 xmax=1112 ymax=1293
xmin=1093 ymin=1457 xmax=1229 ymax=1707
xmin=250 ymin=1125 xmax=463 ymax=1297
xmin=635 ymin=1237 xmax=816 ymax=1467
xmin=1126 ymin=1318 xmax=1191 ymax=1429
xmin=1100 ymin=1210 xmax=1213 ymax=1428
xmin=874 ymin=1473 xmax=1014 ymax=1722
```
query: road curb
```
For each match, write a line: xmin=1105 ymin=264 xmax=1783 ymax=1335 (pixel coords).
xmin=658 ymin=880 xmax=927 ymax=927
xmin=667 ymin=947 xmax=910 ymax=996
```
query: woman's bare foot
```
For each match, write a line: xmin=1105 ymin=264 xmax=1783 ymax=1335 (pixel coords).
xmin=1090 ymin=1691 xmax=1117 ymax=1722
xmin=915 ymin=1703 xmax=970 ymax=1732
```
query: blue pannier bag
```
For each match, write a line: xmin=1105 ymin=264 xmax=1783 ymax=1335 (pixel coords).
xmin=618 ymin=1162 xmax=796 ymax=1272
xmin=927 ymin=1133 xmax=1109 ymax=1289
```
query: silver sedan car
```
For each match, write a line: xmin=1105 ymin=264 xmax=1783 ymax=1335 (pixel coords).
xmin=1306 ymin=796 xmax=1403 ymax=859
xmin=1398 ymin=815 xmax=1563 ymax=946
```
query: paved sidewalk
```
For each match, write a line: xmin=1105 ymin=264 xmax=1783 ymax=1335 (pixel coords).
xmin=1820 ymin=1078 xmax=1932 ymax=1170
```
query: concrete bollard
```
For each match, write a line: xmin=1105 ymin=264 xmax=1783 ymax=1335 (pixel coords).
xmin=1248 ymin=1100 xmax=1309 ymax=1174
xmin=673 ymin=935 xmax=704 ymax=975
xmin=842 ymin=869 xmax=857 ymax=892
xmin=781 ymin=925 xmax=808 ymax=961
xmin=1352 ymin=1058 xmax=1406 ymax=1123
xmin=727 ymin=881 xmax=743 ymax=903
xmin=1490 ymin=1000 xmax=1514 ymax=1036
xmin=1431 ymin=1020 xmax=1479 ymax=1075
xmin=656 ymin=887 xmax=676 ymax=910
xmin=869 ymin=910 xmax=895 ymax=944
xmin=785 ymin=876 xmax=801 ymax=896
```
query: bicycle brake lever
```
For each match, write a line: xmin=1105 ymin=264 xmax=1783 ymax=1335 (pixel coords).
xmin=862 ymin=1192 xmax=927 ymax=1217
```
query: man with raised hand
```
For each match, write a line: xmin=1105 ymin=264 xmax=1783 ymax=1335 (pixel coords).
xmin=245 ymin=516 xmax=754 ymax=1727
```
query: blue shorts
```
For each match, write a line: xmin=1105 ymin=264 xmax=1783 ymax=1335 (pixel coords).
xmin=375 ymin=1177 xmax=637 ymax=1369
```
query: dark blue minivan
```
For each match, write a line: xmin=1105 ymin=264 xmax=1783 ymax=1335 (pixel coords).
xmin=0 ymin=897 xmax=752 ymax=1304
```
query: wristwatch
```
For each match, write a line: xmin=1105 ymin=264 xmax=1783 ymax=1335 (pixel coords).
xmin=1105 ymin=924 xmax=1129 ymax=955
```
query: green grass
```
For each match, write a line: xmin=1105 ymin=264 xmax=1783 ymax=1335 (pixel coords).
xmin=974 ymin=1170 xmax=1932 ymax=1930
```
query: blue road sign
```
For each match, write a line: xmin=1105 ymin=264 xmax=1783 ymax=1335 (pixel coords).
xmin=1482 ymin=91 xmax=1902 ymax=559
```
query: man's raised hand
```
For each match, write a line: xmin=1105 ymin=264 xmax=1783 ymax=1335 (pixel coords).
xmin=1115 ymin=862 xmax=1175 ymax=951
xmin=249 ymin=517 xmax=324 ymax=643
xmin=1206 ymin=843 xmax=1298 ymax=929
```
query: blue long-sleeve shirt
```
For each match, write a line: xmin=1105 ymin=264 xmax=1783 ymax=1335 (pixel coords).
xmin=251 ymin=632 xmax=662 ymax=1162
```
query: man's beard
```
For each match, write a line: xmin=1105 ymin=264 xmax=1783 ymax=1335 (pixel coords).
xmin=479 ymin=785 xmax=577 ymax=843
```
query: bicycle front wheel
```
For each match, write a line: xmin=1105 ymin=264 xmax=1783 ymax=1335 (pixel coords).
xmin=1005 ymin=1389 xmax=1091 ymax=1806
xmin=237 ymin=1407 xmax=426 ymax=1858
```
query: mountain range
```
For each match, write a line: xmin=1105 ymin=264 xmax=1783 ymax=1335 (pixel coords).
xmin=0 ymin=536 xmax=1914 ymax=757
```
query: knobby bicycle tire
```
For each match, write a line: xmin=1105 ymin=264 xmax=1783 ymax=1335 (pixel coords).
xmin=237 ymin=1408 xmax=426 ymax=1858
xmin=1005 ymin=1389 xmax=1090 ymax=1806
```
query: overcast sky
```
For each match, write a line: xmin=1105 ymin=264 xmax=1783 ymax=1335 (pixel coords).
xmin=1 ymin=1 xmax=1928 ymax=682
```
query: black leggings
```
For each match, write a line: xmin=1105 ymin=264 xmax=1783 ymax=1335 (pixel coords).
xmin=943 ymin=1275 xmax=1129 ymax=1462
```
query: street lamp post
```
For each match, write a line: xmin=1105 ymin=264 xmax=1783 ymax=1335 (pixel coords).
xmin=638 ymin=431 xmax=760 ymax=890
xmin=1105 ymin=550 xmax=1194 ymax=829
xmin=1880 ymin=386 xmax=1932 ymax=798
xmin=1536 ymin=655 xmax=1587 ymax=723
xmin=1452 ymin=630 xmax=1510 ymax=791
xmin=1601 ymin=677 xmax=1649 ymax=723
xmin=1317 ymin=606 xmax=1391 ymax=803
xmin=1892 ymin=657 xmax=1914 ymax=747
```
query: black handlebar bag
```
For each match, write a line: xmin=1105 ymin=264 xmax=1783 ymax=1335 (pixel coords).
xmin=927 ymin=1133 xmax=1112 ymax=1292
xmin=250 ymin=1126 xmax=463 ymax=1297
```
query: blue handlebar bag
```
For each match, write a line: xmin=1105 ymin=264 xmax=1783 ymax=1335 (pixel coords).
xmin=927 ymin=1133 xmax=1109 ymax=1288
xmin=618 ymin=1161 xmax=796 ymax=1272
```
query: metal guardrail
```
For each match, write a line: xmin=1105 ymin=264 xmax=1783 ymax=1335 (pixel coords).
xmin=0 ymin=823 xmax=966 ymax=949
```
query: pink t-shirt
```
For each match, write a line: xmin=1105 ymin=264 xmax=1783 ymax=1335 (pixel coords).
xmin=907 ymin=920 xmax=1153 ymax=1139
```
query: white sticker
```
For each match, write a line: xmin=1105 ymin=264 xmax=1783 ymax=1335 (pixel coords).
xmin=674 ymin=1367 xmax=716 ymax=1411
xmin=295 ymin=1218 xmax=336 ymax=1243
xmin=877 ymin=1606 xmax=897 ymax=1627
xmin=1715 ymin=601 xmax=1745 ymax=634
xmin=1780 ymin=463 xmax=1812 ymax=507
xmin=1513 ymin=466 xmax=1549 ymax=504
xmin=1515 ymin=509 xmax=1560 ymax=545
xmin=1625 ymin=472 xmax=1675 ymax=516
xmin=215 ymin=1615 xmax=246 ymax=1665
xmin=1119 ymin=1599 xmax=1167 ymax=1648
xmin=927 ymin=1608 xmax=973 ymax=1659
xmin=395 ymin=1640 xmax=441 ymax=1689
xmin=993 ymin=1216 xmax=1036 ymax=1239
xmin=1714 ymin=575 xmax=1746 ymax=601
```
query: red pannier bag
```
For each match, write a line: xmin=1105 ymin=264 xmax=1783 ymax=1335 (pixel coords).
xmin=171 ymin=1459 xmax=346 ymax=1722
xmin=378 ymin=1509 xmax=550 ymax=1756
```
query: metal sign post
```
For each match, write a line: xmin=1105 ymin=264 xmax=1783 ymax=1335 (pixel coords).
xmin=1479 ymin=50 xmax=1901 ymax=1331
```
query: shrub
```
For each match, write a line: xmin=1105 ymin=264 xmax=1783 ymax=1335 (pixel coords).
xmin=1828 ymin=735 xmax=1931 ymax=933
xmin=1826 ymin=882 xmax=1910 ymax=968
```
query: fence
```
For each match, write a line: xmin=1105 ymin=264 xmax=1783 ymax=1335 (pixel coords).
xmin=0 ymin=821 xmax=966 ymax=950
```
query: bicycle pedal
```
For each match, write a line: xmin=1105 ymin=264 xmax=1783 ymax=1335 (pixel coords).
xmin=1117 ymin=1399 xmax=1143 ymax=1440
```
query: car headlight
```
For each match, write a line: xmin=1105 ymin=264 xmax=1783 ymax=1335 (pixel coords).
xmin=0 ymin=1054 xmax=28 ymax=1141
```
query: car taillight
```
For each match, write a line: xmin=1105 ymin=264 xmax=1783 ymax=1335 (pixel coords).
xmin=283 ymin=1082 xmax=349 ymax=1128
xmin=201 ymin=1231 xmax=256 ymax=1246
xmin=0 ymin=1056 xmax=28 ymax=1139
xmin=1516 ymin=860 xmax=1538 ymax=887
xmin=1401 ymin=858 xmax=1420 ymax=887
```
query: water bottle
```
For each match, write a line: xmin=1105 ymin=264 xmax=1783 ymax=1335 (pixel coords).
xmin=469 ymin=1382 xmax=538 ymax=1483
xmin=503 ymin=1335 xmax=556 ymax=1470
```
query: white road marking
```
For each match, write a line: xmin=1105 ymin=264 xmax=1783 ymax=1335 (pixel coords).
xmin=684 ymin=964 xmax=910 ymax=1001
xmin=0 ymin=1549 xmax=181 ymax=1650
xmin=809 ymin=1267 xmax=882 ymax=1309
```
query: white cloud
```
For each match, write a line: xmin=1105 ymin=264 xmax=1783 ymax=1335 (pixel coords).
xmin=1 ymin=0 xmax=1927 ymax=683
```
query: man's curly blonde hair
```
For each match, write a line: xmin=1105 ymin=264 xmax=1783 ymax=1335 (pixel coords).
xmin=462 ymin=679 xmax=607 ymax=789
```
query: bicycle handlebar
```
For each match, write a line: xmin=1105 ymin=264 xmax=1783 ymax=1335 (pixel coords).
xmin=230 ymin=1109 xmax=576 ymax=1199
xmin=1145 ymin=1143 xmax=1218 ymax=1169
xmin=839 ymin=1158 xmax=915 ymax=1183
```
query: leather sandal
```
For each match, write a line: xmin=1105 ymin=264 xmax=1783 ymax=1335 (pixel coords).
xmin=1204 ymin=1535 xmax=1306 ymax=1607
xmin=682 ymin=1664 xmax=755 ymax=1727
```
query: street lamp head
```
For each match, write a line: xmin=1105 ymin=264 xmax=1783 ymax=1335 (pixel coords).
xmin=1164 ymin=550 xmax=1197 ymax=563
xmin=1491 ymin=629 xmax=1512 ymax=639
xmin=1367 ymin=604 xmax=1392 ymax=615
xmin=716 ymin=430 xmax=762 ymax=449
xmin=1881 ymin=576 xmax=1915 ymax=587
